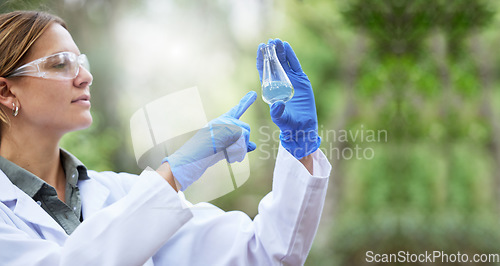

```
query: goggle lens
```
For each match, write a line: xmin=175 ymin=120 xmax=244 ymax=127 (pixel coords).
xmin=7 ymin=52 xmax=90 ymax=80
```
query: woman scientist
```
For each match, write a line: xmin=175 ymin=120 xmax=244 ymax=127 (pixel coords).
xmin=0 ymin=11 xmax=331 ymax=265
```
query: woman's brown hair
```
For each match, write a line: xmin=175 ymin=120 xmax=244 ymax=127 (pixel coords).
xmin=0 ymin=10 xmax=66 ymax=124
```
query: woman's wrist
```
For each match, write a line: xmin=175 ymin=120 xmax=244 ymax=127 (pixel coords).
xmin=299 ymin=154 xmax=313 ymax=175
xmin=156 ymin=162 xmax=180 ymax=192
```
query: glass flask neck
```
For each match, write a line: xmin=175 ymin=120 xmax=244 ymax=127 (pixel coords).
xmin=262 ymin=43 xmax=277 ymax=60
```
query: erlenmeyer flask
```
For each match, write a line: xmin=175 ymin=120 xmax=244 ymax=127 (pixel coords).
xmin=260 ymin=43 xmax=294 ymax=104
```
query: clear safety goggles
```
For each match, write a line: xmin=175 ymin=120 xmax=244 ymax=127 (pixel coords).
xmin=7 ymin=52 xmax=90 ymax=80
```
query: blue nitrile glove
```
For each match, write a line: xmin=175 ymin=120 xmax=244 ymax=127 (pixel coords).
xmin=162 ymin=91 xmax=257 ymax=191
xmin=256 ymin=38 xmax=321 ymax=160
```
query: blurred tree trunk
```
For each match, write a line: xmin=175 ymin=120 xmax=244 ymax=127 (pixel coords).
xmin=470 ymin=32 xmax=500 ymax=215
xmin=327 ymin=34 xmax=366 ymax=218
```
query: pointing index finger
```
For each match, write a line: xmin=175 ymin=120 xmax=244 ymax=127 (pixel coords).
xmin=226 ymin=91 xmax=257 ymax=119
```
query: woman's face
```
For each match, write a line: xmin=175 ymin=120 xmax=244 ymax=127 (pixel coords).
xmin=10 ymin=23 xmax=93 ymax=135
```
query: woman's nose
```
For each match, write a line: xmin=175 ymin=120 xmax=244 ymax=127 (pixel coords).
xmin=74 ymin=66 xmax=93 ymax=88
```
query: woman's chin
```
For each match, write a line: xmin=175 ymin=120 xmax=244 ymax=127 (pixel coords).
xmin=69 ymin=115 xmax=93 ymax=132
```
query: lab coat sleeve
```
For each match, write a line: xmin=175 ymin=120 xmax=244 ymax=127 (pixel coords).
xmin=258 ymin=145 xmax=331 ymax=265
xmin=0 ymin=169 xmax=193 ymax=266
xmin=152 ymin=144 xmax=331 ymax=265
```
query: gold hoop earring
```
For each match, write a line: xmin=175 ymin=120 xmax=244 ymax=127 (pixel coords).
xmin=12 ymin=102 xmax=18 ymax=117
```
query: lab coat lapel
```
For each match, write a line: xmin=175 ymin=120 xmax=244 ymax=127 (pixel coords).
xmin=0 ymin=170 xmax=16 ymax=202
xmin=0 ymin=171 xmax=68 ymax=244
xmin=78 ymin=177 xmax=110 ymax=218
xmin=14 ymin=191 xmax=69 ymax=243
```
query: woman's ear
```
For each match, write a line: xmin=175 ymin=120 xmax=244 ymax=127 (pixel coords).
xmin=0 ymin=77 xmax=16 ymax=109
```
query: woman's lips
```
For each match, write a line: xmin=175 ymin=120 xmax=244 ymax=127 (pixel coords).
xmin=71 ymin=94 xmax=91 ymax=107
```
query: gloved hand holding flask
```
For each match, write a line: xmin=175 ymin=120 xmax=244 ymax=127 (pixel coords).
xmin=162 ymin=91 xmax=257 ymax=191
xmin=256 ymin=39 xmax=321 ymax=160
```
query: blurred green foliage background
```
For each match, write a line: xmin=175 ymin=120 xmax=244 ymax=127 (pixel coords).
xmin=2 ymin=0 xmax=500 ymax=265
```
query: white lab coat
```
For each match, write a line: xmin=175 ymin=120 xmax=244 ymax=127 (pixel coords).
xmin=0 ymin=145 xmax=331 ymax=266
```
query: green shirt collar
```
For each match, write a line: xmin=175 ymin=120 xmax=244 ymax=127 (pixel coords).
xmin=60 ymin=148 xmax=89 ymax=186
xmin=0 ymin=148 xmax=89 ymax=198
xmin=0 ymin=155 xmax=43 ymax=198
xmin=0 ymin=149 xmax=88 ymax=235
